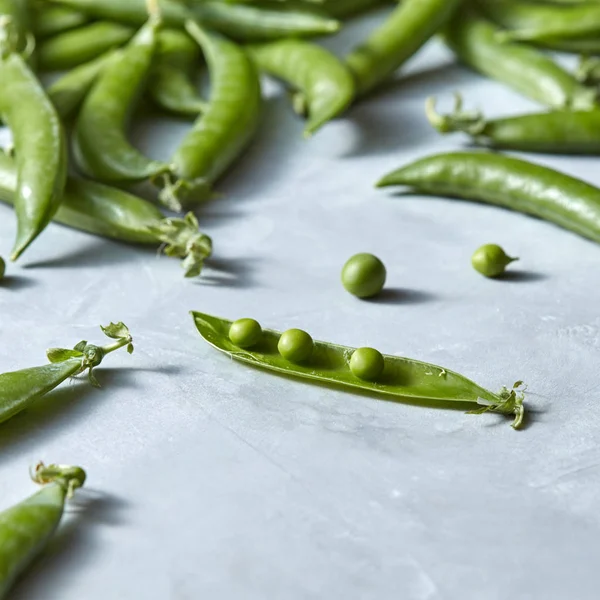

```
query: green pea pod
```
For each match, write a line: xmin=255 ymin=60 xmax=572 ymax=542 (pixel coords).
xmin=0 ymin=322 xmax=134 ymax=424
xmin=0 ymin=17 xmax=68 ymax=261
xmin=376 ymin=151 xmax=600 ymax=245
xmin=323 ymin=0 xmax=389 ymax=20
xmin=33 ymin=5 xmax=89 ymax=38
xmin=149 ymin=28 xmax=207 ymax=117
xmin=157 ymin=22 xmax=261 ymax=211
xmin=73 ymin=15 xmax=169 ymax=184
xmin=0 ymin=0 xmax=31 ymax=53
xmin=442 ymin=8 xmax=597 ymax=110
xmin=37 ymin=21 xmax=135 ymax=71
xmin=345 ymin=0 xmax=462 ymax=96
xmin=47 ymin=50 xmax=120 ymax=120
xmin=47 ymin=0 xmax=341 ymax=42
xmin=0 ymin=152 xmax=213 ymax=277
xmin=192 ymin=311 xmax=525 ymax=429
xmin=427 ymin=94 xmax=600 ymax=154
xmin=247 ymin=39 xmax=355 ymax=136
xmin=0 ymin=463 xmax=86 ymax=599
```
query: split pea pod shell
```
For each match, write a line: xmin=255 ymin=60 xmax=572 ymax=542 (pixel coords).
xmin=192 ymin=312 xmax=525 ymax=428
xmin=73 ymin=17 xmax=168 ymax=184
xmin=247 ymin=39 xmax=355 ymax=136
xmin=345 ymin=0 xmax=462 ymax=96
xmin=0 ymin=20 xmax=68 ymax=260
xmin=377 ymin=151 xmax=600 ymax=245
xmin=0 ymin=466 xmax=86 ymax=599
xmin=158 ymin=22 xmax=261 ymax=208
xmin=442 ymin=8 xmax=597 ymax=110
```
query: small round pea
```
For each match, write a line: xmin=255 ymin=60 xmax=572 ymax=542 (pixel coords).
xmin=278 ymin=328 xmax=313 ymax=364
xmin=229 ymin=318 xmax=262 ymax=348
xmin=0 ymin=257 xmax=4 ymax=281
xmin=350 ymin=347 xmax=385 ymax=381
xmin=471 ymin=244 xmax=518 ymax=278
xmin=341 ymin=253 xmax=386 ymax=298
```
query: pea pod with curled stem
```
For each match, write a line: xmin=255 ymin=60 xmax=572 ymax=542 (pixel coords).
xmin=0 ymin=16 xmax=67 ymax=261
xmin=0 ymin=323 xmax=133 ymax=425
xmin=37 ymin=21 xmax=135 ymax=71
xmin=46 ymin=0 xmax=341 ymax=41
xmin=0 ymin=151 xmax=212 ymax=277
xmin=247 ymin=39 xmax=354 ymax=136
xmin=192 ymin=311 xmax=525 ymax=428
xmin=33 ymin=5 xmax=89 ymax=38
xmin=157 ymin=21 xmax=261 ymax=209
xmin=376 ymin=151 xmax=600 ymax=245
xmin=0 ymin=463 xmax=86 ymax=600
xmin=150 ymin=28 xmax=207 ymax=117
xmin=427 ymin=95 xmax=600 ymax=155
xmin=73 ymin=8 xmax=169 ymax=187
xmin=345 ymin=0 xmax=462 ymax=97
xmin=442 ymin=7 xmax=597 ymax=110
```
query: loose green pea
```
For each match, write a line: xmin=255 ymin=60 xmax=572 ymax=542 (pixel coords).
xmin=229 ymin=318 xmax=262 ymax=348
xmin=471 ymin=244 xmax=518 ymax=278
xmin=0 ymin=257 xmax=5 ymax=280
xmin=350 ymin=347 xmax=385 ymax=381
xmin=341 ymin=253 xmax=386 ymax=298
xmin=278 ymin=328 xmax=313 ymax=364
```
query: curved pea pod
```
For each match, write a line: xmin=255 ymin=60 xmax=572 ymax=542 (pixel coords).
xmin=442 ymin=8 xmax=597 ymax=110
xmin=0 ymin=18 xmax=68 ymax=261
xmin=0 ymin=323 xmax=134 ymax=424
xmin=33 ymin=5 xmax=89 ymax=38
xmin=247 ymin=39 xmax=354 ymax=136
xmin=73 ymin=16 xmax=169 ymax=184
xmin=157 ymin=22 xmax=261 ymax=211
xmin=47 ymin=50 xmax=120 ymax=120
xmin=0 ymin=152 xmax=213 ymax=277
xmin=0 ymin=463 xmax=86 ymax=599
xmin=345 ymin=0 xmax=462 ymax=96
xmin=149 ymin=28 xmax=207 ymax=117
xmin=376 ymin=151 xmax=600 ymax=245
xmin=192 ymin=312 xmax=526 ymax=429
xmin=37 ymin=21 xmax=135 ymax=71
xmin=427 ymin=95 xmax=600 ymax=155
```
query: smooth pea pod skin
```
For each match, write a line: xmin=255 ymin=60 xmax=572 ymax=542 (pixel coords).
xmin=0 ymin=41 xmax=68 ymax=260
xmin=37 ymin=21 xmax=135 ymax=71
xmin=0 ymin=358 xmax=82 ymax=424
xmin=150 ymin=29 xmax=206 ymax=116
xmin=73 ymin=19 xmax=168 ymax=183
xmin=47 ymin=50 xmax=119 ymax=120
xmin=0 ymin=466 xmax=86 ymax=599
xmin=160 ymin=23 xmax=261 ymax=206
xmin=248 ymin=39 xmax=354 ymax=136
xmin=345 ymin=0 xmax=462 ymax=96
xmin=192 ymin=312 xmax=525 ymax=428
xmin=442 ymin=9 xmax=597 ymax=110
xmin=33 ymin=5 xmax=89 ymax=38
xmin=377 ymin=151 xmax=600 ymax=244
xmin=478 ymin=0 xmax=600 ymax=42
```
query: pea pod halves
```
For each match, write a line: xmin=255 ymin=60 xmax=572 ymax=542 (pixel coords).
xmin=0 ymin=463 xmax=86 ymax=600
xmin=247 ymin=39 xmax=354 ymax=136
xmin=0 ymin=15 xmax=67 ymax=260
xmin=192 ymin=312 xmax=525 ymax=428
xmin=377 ymin=151 xmax=600 ymax=244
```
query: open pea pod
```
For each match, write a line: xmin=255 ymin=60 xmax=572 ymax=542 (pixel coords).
xmin=192 ymin=312 xmax=525 ymax=428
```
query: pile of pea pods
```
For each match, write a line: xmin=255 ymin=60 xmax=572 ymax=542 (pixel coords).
xmin=4 ymin=0 xmax=600 ymax=594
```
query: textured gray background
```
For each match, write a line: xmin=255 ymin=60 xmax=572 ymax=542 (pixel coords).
xmin=1 ymin=11 xmax=599 ymax=599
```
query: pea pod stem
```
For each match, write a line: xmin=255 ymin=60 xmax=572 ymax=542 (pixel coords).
xmin=192 ymin=311 xmax=525 ymax=428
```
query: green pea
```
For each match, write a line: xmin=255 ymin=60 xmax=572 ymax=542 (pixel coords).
xmin=341 ymin=253 xmax=386 ymax=298
xmin=229 ymin=318 xmax=262 ymax=348
xmin=0 ymin=257 xmax=5 ymax=280
xmin=350 ymin=347 xmax=385 ymax=381
xmin=471 ymin=244 xmax=518 ymax=278
xmin=278 ymin=328 xmax=313 ymax=364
